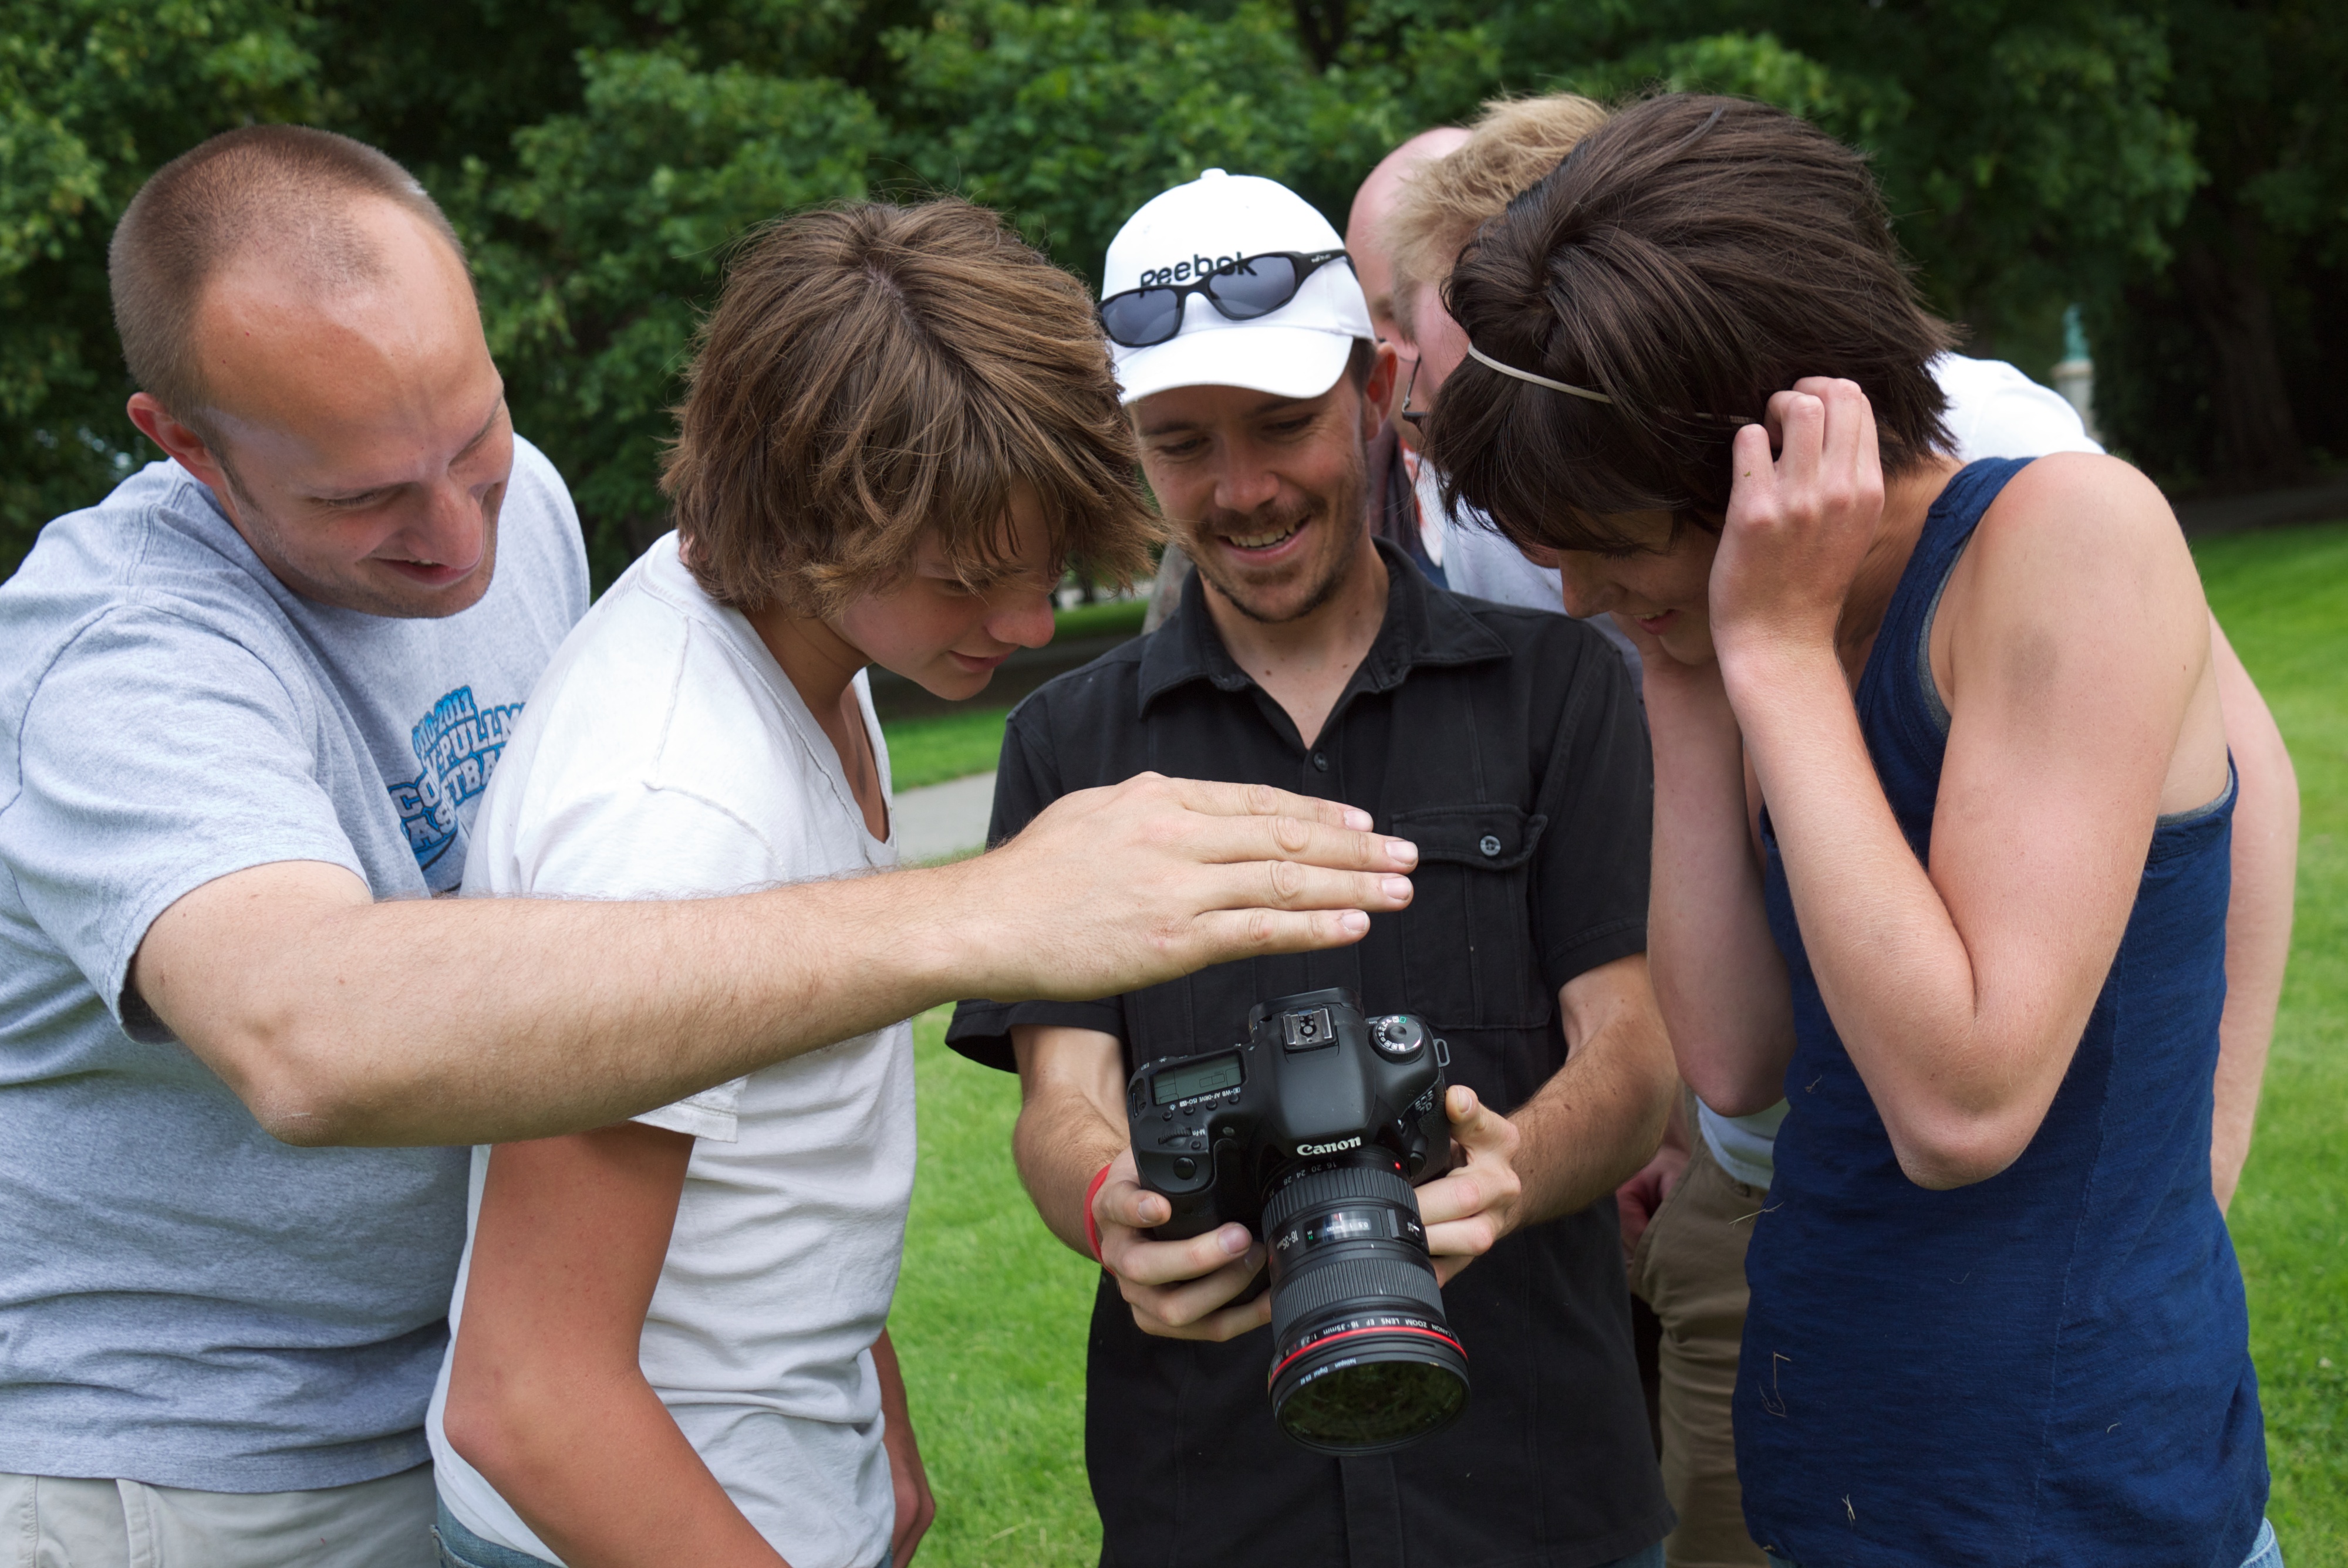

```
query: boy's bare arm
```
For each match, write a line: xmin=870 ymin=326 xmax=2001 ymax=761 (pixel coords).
xmin=442 ymin=1123 xmax=787 ymax=1568
xmin=133 ymin=775 xmax=1417 ymax=1147
xmin=869 ymin=1330 xmax=935 ymax=1567
xmin=2208 ymin=618 xmax=2298 ymax=1209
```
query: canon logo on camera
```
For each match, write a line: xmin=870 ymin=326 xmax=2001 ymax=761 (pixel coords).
xmin=1294 ymin=1136 xmax=1363 ymax=1158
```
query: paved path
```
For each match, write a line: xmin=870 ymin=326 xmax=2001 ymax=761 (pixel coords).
xmin=893 ymin=771 xmax=996 ymax=864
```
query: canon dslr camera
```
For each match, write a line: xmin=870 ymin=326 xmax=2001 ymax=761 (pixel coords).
xmin=1125 ymin=988 xmax=1469 ymax=1455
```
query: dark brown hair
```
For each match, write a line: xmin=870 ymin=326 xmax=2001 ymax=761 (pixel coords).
xmin=109 ymin=125 xmax=466 ymax=432
xmin=1426 ymin=94 xmax=1955 ymax=553
xmin=663 ymin=200 xmax=1158 ymax=614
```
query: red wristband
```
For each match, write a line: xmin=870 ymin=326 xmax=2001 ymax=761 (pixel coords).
xmin=1083 ymin=1160 xmax=1116 ymax=1266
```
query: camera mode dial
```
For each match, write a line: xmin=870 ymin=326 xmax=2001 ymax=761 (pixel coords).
xmin=1371 ymin=1014 xmax=1425 ymax=1060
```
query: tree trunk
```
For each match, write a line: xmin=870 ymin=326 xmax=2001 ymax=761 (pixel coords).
xmin=2178 ymin=207 xmax=2305 ymax=484
xmin=1290 ymin=0 xmax=1348 ymax=71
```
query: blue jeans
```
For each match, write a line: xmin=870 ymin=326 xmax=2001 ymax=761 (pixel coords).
xmin=433 ymin=1503 xmax=557 ymax=1568
xmin=1762 ymin=1516 xmax=2282 ymax=1568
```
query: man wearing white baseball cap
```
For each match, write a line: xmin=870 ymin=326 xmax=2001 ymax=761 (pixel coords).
xmin=949 ymin=170 xmax=1679 ymax=1568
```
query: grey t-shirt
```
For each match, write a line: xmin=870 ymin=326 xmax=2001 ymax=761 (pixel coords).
xmin=0 ymin=440 xmax=587 ymax=1492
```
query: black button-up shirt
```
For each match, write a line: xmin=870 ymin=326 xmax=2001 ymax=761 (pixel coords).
xmin=950 ymin=542 xmax=1671 ymax=1568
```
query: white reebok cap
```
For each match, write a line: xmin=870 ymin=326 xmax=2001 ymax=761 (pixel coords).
xmin=1102 ymin=169 xmax=1374 ymax=406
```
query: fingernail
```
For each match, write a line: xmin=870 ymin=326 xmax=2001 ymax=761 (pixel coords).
xmin=1221 ymin=1225 xmax=1251 ymax=1255
xmin=1338 ymin=910 xmax=1370 ymax=936
xmin=1382 ymin=875 xmax=1412 ymax=901
xmin=1344 ymin=806 xmax=1373 ymax=830
xmin=1387 ymin=837 xmax=1418 ymax=867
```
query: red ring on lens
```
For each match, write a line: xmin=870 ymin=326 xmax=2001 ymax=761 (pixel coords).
xmin=1266 ymin=1323 xmax=1467 ymax=1388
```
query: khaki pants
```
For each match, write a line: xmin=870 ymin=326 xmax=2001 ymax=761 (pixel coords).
xmin=1 ymin=1464 xmax=436 ymax=1568
xmin=1629 ymin=1130 xmax=1769 ymax=1568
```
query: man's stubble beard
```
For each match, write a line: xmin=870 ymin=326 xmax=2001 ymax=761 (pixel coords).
xmin=214 ymin=451 xmax=501 ymax=620
xmin=1184 ymin=438 xmax=1368 ymax=627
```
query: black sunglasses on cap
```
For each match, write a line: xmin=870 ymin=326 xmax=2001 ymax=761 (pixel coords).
xmin=1098 ymin=249 xmax=1354 ymax=348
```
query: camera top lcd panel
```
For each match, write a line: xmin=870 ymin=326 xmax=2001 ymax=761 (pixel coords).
xmin=1125 ymin=987 xmax=1451 ymax=1240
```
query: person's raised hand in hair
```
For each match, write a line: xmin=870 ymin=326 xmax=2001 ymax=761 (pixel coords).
xmin=1706 ymin=377 xmax=1886 ymax=670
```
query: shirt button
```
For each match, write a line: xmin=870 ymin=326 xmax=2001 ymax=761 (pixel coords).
xmin=1479 ymin=834 xmax=1503 ymax=858
xmin=1311 ymin=752 xmax=1330 ymax=772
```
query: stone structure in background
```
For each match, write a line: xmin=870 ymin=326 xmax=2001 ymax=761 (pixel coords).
xmin=2052 ymin=305 xmax=2100 ymax=444
xmin=1145 ymin=543 xmax=1195 ymax=633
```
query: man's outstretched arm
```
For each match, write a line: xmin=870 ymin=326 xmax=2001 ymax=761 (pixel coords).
xmin=133 ymin=775 xmax=1416 ymax=1147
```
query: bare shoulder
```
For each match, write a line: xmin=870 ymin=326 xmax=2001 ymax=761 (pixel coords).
xmin=1978 ymin=451 xmax=2178 ymax=550
xmin=1955 ymin=452 xmax=2204 ymax=631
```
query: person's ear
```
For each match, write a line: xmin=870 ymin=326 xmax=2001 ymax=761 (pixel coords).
xmin=1362 ymin=342 xmax=1401 ymax=442
xmin=127 ymin=393 xmax=232 ymax=494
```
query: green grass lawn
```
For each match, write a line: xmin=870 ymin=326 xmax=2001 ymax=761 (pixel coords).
xmin=889 ymin=1010 xmax=1104 ymax=1567
xmin=885 ymin=707 xmax=1013 ymax=792
xmin=888 ymin=523 xmax=2348 ymax=1567
xmin=2199 ymin=521 xmax=2348 ymax=1564
xmin=1051 ymin=596 xmax=1150 ymax=642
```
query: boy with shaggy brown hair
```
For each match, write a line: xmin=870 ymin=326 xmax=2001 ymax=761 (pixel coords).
xmin=425 ymin=199 xmax=1158 ymax=1568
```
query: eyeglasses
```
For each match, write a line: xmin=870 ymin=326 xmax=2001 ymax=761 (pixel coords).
xmin=1396 ymin=353 xmax=1429 ymax=427
xmin=1098 ymin=249 xmax=1354 ymax=348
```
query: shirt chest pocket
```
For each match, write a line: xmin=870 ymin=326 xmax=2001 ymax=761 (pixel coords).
xmin=1387 ymin=803 xmax=1551 ymax=1032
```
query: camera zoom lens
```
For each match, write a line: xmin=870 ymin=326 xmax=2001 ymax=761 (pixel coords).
xmin=1261 ymin=1150 xmax=1468 ymax=1454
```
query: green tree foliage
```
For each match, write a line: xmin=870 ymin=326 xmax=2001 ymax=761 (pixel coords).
xmin=888 ymin=1 xmax=1388 ymax=291
xmin=1 ymin=0 xmax=2338 ymax=583
xmin=1 ymin=1 xmax=320 ymax=555
xmin=457 ymin=49 xmax=882 ymax=569
xmin=2089 ymin=0 xmax=2348 ymax=485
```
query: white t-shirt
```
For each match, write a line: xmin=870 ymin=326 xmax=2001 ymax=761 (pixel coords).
xmin=1418 ymin=354 xmax=2103 ymax=1189
xmin=425 ymin=534 xmax=915 ymax=1568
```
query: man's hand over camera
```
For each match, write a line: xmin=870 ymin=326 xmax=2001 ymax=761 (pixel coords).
xmin=1414 ymin=1086 xmax=1526 ymax=1286
xmin=1093 ymin=1147 xmax=1273 ymax=1342
xmin=945 ymin=775 xmax=1416 ymax=1005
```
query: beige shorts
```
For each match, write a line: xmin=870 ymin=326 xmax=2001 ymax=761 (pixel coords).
xmin=0 ymin=1463 xmax=434 ymax=1568
xmin=1628 ymin=1127 xmax=1770 ymax=1568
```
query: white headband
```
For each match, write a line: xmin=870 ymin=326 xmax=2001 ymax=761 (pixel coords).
xmin=1463 ymin=343 xmax=1615 ymax=406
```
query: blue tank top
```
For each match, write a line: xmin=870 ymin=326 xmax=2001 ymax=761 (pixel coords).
xmin=1737 ymin=458 xmax=2267 ymax=1567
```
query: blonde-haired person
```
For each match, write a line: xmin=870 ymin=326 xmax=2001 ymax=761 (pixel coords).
xmin=424 ymin=200 xmax=1161 ymax=1568
xmin=1365 ymin=94 xmax=2297 ymax=1568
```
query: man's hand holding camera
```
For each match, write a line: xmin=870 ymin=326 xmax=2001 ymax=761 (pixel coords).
xmin=1092 ymin=1148 xmax=1272 ymax=1341
xmin=1093 ymin=1084 xmax=1528 ymax=1339
xmin=1416 ymin=1087 xmax=1526 ymax=1286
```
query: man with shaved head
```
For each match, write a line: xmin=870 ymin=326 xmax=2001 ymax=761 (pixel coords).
xmin=0 ymin=127 xmax=1417 ymax=1563
xmin=1345 ymin=126 xmax=1469 ymax=354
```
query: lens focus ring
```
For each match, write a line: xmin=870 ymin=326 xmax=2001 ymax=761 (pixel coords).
xmin=1270 ymin=1255 xmax=1447 ymax=1345
xmin=1262 ymin=1158 xmax=1416 ymax=1236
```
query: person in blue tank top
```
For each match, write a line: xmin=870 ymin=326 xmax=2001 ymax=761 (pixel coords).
xmin=1423 ymin=95 xmax=2280 ymax=1568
